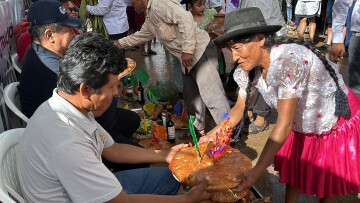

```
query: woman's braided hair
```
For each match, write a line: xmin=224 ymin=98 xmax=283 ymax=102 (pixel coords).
xmin=242 ymin=68 xmax=256 ymax=123
xmin=238 ymin=34 xmax=351 ymax=120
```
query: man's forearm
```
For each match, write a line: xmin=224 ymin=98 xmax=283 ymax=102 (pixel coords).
xmin=103 ymin=143 xmax=166 ymax=164
xmin=118 ymin=33 xmax=154 ymax=48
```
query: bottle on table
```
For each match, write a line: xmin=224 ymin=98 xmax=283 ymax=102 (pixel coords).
xmin=167 ymin=113 xmax=176 ymax=144
xmin=138 ymin=81 xmax=145 ymax=105
xmin=161 ymin=110 xmax=168 ymax=127
xmin=126 ymin=78 xmax=134 ymax=102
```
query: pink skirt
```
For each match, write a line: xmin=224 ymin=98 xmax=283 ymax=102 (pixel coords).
xmin=274 ymin=89 xmax=360 ymax=198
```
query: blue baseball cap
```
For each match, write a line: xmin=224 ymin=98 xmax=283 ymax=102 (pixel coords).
xmin=28 ymin=0 xmax=83 ymax=27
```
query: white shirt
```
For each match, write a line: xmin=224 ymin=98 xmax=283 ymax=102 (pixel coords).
xmin=205 ymin=0 xmax=223 ymax=9
xmin=123 ymin=0 xmax=132 ymax=6
xmin=17 ymin=89 xmax=121 ymax=202
xmin=234 ymin=44 xmax=348 ymax=134
xmin=332 ymin=0 xmax=360 ymax=43
xmin=86 ymin=0 xmax=129 ymax=35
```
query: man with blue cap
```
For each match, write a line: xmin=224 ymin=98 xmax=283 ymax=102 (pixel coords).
xmin=18 ymin=0 xmax=83 ymax=119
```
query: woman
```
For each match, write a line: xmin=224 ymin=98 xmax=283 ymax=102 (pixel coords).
xmin=202 ymin=7 xmax=360 ymax=202
xmin=66 ymin=1 xmax=79 ymax=18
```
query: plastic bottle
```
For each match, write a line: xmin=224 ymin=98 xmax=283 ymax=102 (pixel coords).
xmin=126 ymin=78 xmax=133 ymax=102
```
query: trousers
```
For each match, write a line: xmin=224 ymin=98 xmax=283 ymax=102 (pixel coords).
xmin=348 ymin=35 xmax=360 ymax=96
xmin=114 ymin=167 xmax=180 ymax=195
xmin=183 ymin=42 xmax=230 ymax=130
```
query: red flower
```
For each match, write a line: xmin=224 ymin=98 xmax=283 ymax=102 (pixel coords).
xmin=287 ymin=73 xmax=291 ymax=78
xmin=317 ymin=114 xmax=322 ymax=118
xmin=304 ymin=60 xmax=308 ymax=65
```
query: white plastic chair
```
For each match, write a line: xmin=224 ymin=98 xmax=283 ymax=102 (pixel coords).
xmin=0 ymin=87 xmax=10 ymax=131
xmin=0 ymin=128 xmax=25 ymax=203
xmin=1 ymin=57 xmax=18 ymax=88
xmin=10 ymin=53 xmax=21 ymax=74
xmin=3 ymin=82 xmax=29 ymax=125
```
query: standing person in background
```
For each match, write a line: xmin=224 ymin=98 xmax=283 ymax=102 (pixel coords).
xmin=331 ymin=0 xmax=360 ymax=96
xmin=205 ymin=0 xmax=222 ymax=13
xmin=135 ymin=11 xmax=157 ymax=56
xmin=345 ymin=0 xmax=355 ymax=51
xmin=323 ymin=0 xmax=346 ymax=50
xmin=241 ymin=0 xmax=287 ymax=36
xmin=223 ymin=0 xmax=241 ymax=13
xmin=116 ymin=0 xmax=230 ymax=136
xmin=295 ymin=0 xmax=322 ymax=43
xmin=323 ymin=0 xmax=335 ymax=49
xmin=124 ymin=0 xmax=134 ymax=35
xmin=176 ymin=0 xmax=217 ymax=138
xmin=86 ymin=0 xmax=129 ymax=40
xmin=286 ymin=0 xmax=294 ymax=25
xmin=171 ymin=0 xmax=187 ymax=96
xmin=125 ymin=0 xmax=157 ymax=55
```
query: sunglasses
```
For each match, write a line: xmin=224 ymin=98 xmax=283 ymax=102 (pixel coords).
xmin=69 ymin=6 xmax=79 ymax=12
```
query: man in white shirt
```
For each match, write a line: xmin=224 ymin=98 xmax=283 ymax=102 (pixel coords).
xmin=86 ymin=0 xmax=129 ymax=40
xmin=331 ymin=0 xmax=360 ymax=95
xmin=17 ymin=32 xmax=211 ymax=203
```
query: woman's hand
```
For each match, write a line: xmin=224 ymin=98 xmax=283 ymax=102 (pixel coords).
xmin=164 ymin=143 xmax=189 ymax=163
xmin=231 ymin=167 xmax=262 ymax=193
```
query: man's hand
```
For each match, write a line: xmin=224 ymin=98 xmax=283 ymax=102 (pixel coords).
xmin=231 ymin=167 xmax=262 ymax=193
xmin=330 ymin=43 xmax=345 ymax=63
xmin=113 ymin=40 xmax=122 ymax=49
xmin=181 ymin=52 xmax=193 ymax=68
xmin=164 ymin=143 xmax=189 ymax=163
xmin=185 ymin=180 xmax=212 ymax=203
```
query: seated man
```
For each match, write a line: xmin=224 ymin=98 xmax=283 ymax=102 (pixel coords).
xmin=13 ymin=0 xmax=79 ymax=64
xmin=18 ymin=0 xmax=144 ymax=171
xmin=17 ymin=31 xmax=211 ymax=202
